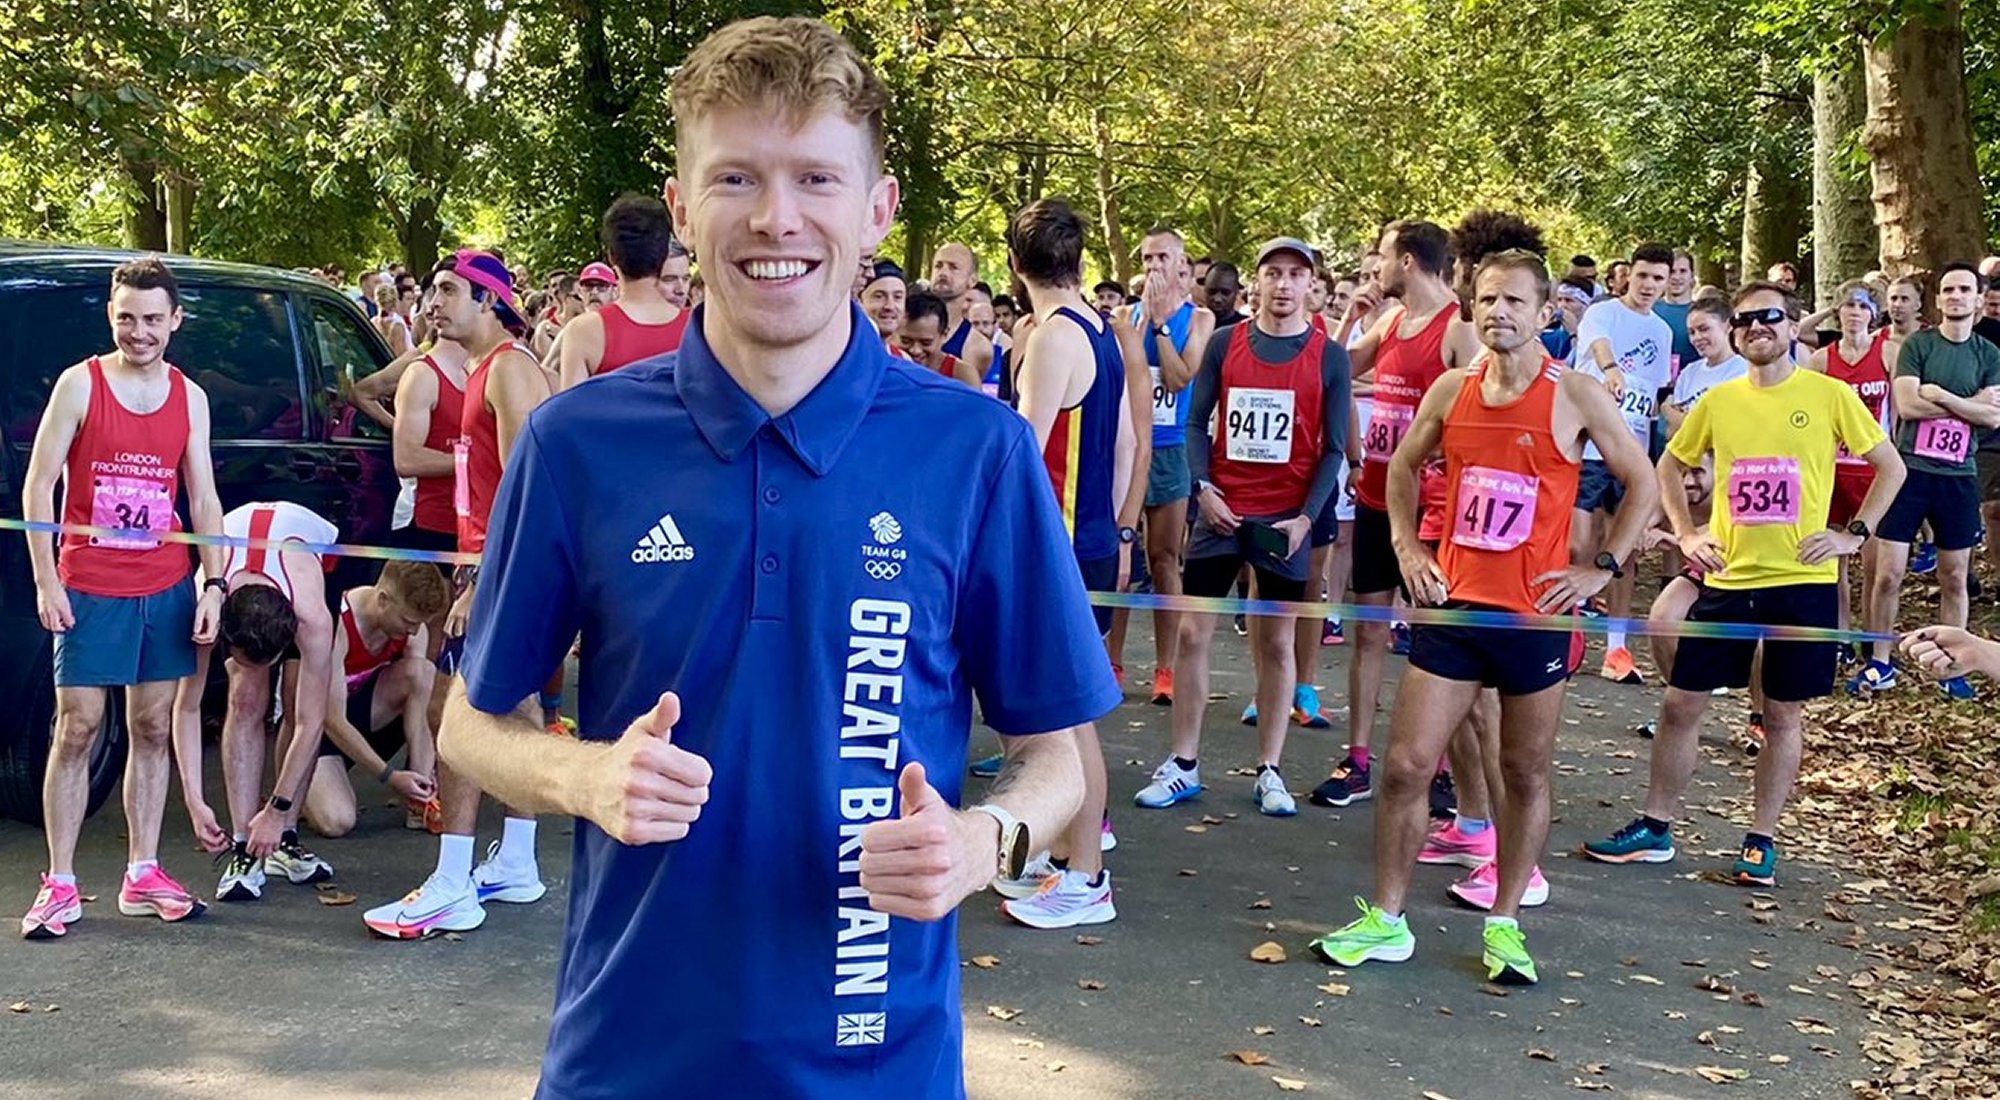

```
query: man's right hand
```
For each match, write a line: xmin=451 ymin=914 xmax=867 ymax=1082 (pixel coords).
xmin=1678 ymin=530 xmax=1726 ymax=576
xmin=444 ymin=588 xmax=475 ymax=639
xmin=1196 ymin=484 xmax=1240 ymax=534
xmin=588 ymin=692 xmax=712 ymax=846
xmin=187 ymin=799 xmax=230 ymax=853
xmin=388 ymin=769 xmax=437 ymax=809
xmin=1394 ymin=542 xmax=1448 ymax=607
xmin=1142 ymin=269 xmax=1173 ymax=327
xmin=36 ymin=582 xmax=74 ymax=633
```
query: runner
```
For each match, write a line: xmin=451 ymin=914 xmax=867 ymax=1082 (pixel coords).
xmin=1135 ymin=237 xmax=1350 ymax=818
xmin=558 ymin=196 xmax=691 ymax=386
xmin=301 ymin=562 xmax=449 ymax=837
xmin=1583 ymin=280 xmax=1904 ymax=888
xmin=858 ymin=258 xmax=907 ymax=354
xmin=997 ymin=197 xmax=1147 ymax=929
xmin=1642 ymin=461 xmax=1716 ymax=687
xmin=364 ymin=249 xmax=554 ymax=938
xmin=1312 ymin=220 xmax=1480 ymax=809
xmin=1886 ymin=276 xmax=1926 ymax=340
xmin=1662 ymin=296 xmax=1748 ymax=435
xmin=661 ymin=237 xmax=693 ymax=310
xmin=1205 ymin=261 xmax=1248 ymax=328
xmin=1309 ymin=249 xmax=1658 ymax=985
xmin=1571 ymin=243 xmax=1675 ymax=686
xmin=388 ymin=275 xmax=469 ymax=564
xmin=174 ymin=500 xmax=342 ymax=901
xmin=929 ymin=240 xmax=996 ymax=380
xmin=428 ymin=21 xmax=1113 ymax=1093
xmin=529 ymin=274 xmax=580 ymax=360
xmin=897 ymin=290 xmax=985 ymax=387
xmin=1804 ymin=281 xmax=1898 ymax=649
xmin=19 ymin=258 xmax=229 ymax=938
xmin=1655 ymin=250 xmax=1699 ymax=378
xmin=1092 ymin=280 xmax=1126 ymax=316
xmin=1854 ymin=263 xmax=2000 ymax=699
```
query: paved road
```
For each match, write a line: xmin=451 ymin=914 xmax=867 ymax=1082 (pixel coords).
xmin=0 ymin=627 xmax=1894 ymax=1099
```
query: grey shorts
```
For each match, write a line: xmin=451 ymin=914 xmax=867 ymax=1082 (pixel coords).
xmin=52 ymin=577 xmax=198 ymax=687
xmin=1145 ymin=445 xmax=1191 ymax=508
xmin=1186 ymin=513 xmax=1312 ymax=584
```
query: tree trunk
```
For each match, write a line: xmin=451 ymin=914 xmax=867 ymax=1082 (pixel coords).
xmin=1093 ymin=108 xmax=1129 ymax=288
xmin=120 ymin=156 xmax=168 ymax=253
xmin=1742 ymin=54 xmax=1812 ymax=283
xmin=1861 ymin=0 xmax=1986 ymax=281
xmin=400 ymin=195 xmax=443 ymax=275
xmin=1812 ymin=57 xmax=1877 ymax=301
xmin=164 ymin=173 xmax=194 ymax=255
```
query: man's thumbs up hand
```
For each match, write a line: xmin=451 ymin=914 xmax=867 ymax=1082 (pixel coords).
xmin=859 ymin=761 xmax=998 ymax=921
xmin=589 ymin=692 xmax=712 ymax=845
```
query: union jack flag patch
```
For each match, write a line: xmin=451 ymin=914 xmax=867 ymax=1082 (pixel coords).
xmin=835 ymin=1012 xmax=887 ymax=1046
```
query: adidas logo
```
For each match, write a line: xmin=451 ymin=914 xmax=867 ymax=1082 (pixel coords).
xmin=631 ymin=514 xmax=696 ymax=564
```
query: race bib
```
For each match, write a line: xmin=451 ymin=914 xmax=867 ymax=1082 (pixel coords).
xmin=1450 ymin=466 xmax=1538 ymax=551
xmin=1617 ymin=387 xmax=1656 ymax=438
xmin=1151 ymin=366 xmax=1178 ymax=427
xmin=1225 ymin=387 xmax=1294 ymax=464
xmin=1363 ymin=402 xmax=1414 ymax=461
xmin=88 ymin=475 xmax=172 ymax=550
xmin=1668 ymin=353 xmax=1682 ymax=384
xmin=453 ymin=437 xmax=471 ymax=517
xmin=1914 ymin=417 xmax=1972 ymax=463
xmin=1727 ymin=457 xmax=1802 ymax=526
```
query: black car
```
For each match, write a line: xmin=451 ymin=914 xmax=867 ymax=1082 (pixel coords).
xmin=0 ymin=243 xmax=403 ymax=824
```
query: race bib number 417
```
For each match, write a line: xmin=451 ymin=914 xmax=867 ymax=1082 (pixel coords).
xmin=1225 ymin=387 xmax=1294 ymax=464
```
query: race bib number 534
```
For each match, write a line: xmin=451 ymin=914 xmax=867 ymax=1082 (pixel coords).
xmin=1226 ymin=387 xmax=1294 ymax=464
xmin=1727 ymin=456 xmax=1801 ymax=526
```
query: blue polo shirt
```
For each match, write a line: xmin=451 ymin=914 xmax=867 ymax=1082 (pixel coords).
xmin=460 ymin=301 xmax=1120 ymax=1100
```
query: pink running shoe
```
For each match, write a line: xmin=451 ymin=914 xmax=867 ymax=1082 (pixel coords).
xmin=21 ymin=874 xmax=83 ymax=940
xmin=1446 ymin=861 xmax=1549 ymax=910
xmin=118 ymin=865 xmax=207 ymax=923
xmin=1418 ymin=821 xmax=1498 ymax=868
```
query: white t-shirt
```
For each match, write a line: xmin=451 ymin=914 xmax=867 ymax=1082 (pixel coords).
xmin=1573 ymin=298 xmax=1673 ymax=460
xmin=1669 ymin=354 xmax=1749 ymax=411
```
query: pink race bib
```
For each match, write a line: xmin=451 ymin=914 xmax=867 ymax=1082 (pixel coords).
xmin=1450 ymin=465 xmax=1539 ymax=551
xmin=88 ymin=475 xmax=172 ymax=550
xmin=1914 ymin=417 xmax=1972 ymax=463
xmin=452 ymin=437 xmax=471 ymax=518
xmin=1363 ymin=402 xmax=1414 ymax=462
xmin=1726 ymin=457 xmax=1802 ymax=526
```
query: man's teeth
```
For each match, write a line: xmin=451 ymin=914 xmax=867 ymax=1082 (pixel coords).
xmin=745 ymin=260 xmax=809 ymax=280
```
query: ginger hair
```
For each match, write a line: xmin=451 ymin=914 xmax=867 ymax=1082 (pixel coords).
xmin=671 ymin=17 xmax=888 ymax=168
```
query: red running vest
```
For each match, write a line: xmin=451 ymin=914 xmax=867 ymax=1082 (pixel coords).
xmin=1208 ymin=323 xmax=1327 ymax=517
xmin=1826 ymin=330 xmax=1892 ymax=469
xmin=457 ymin=342 xmax=542 ymax=554
xmin=340 ymin=594 xmax=409 ymax=683
xmin=58 ymin=357 xmax=193 ymax=597
xmin=1356 ymin=305 xmax=1456 ymax=512
xmin=595 ymin=303 xmax=690 ymax=376
xmin=411 ymin=355 xmax=465 ymax=537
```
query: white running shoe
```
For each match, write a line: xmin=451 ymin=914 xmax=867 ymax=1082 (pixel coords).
xmin=1001 ymin=869 xmax=1116 ymax=929
xmin=1254 ymin=769 xmax=1297 ymax=817
xmin=216 ymin=849 xmax=266 ymax=902
xmin=993 ymin=851 xmax=1060 ymax=900
xmin=1133 ymin=758 xmax=1202 ymax=808
xmin=363 ymin=871 xmax=486 ymax=939
xmin=472 ymin=841 xmax=547 ymax=904
xmin=265 ymin=838 xmax=334 ymax=884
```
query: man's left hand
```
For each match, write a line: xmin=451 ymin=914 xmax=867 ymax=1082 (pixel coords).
xmin=1797 ymin=529 xmax=1863 ymax=565
xmin=858 ymin=762 xmax=993 ymax=921
xmin=1533 ymin=564 xmax=1616 ymax=615
xmin=1274 ymin=515 xmax=1312 ymax=558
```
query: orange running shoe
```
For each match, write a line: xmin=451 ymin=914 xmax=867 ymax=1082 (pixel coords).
xmin=1150 ymin=667 xmax=1174 ymax=706
xmin=1598 ymin=646 xmax=1642 ymax=685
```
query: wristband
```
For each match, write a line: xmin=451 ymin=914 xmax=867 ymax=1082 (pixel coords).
xmin=378 ymin=763 xmax=396 ymax=785
xmin=203 ymin=577 xmax=228 ymax=593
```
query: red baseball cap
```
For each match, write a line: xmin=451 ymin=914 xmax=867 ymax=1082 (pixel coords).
xmin=579 ymin=262 xmax=618 ymax=286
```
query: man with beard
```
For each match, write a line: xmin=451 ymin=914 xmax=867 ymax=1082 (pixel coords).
xmin=929 ymin=241 xmax=995 ymax=380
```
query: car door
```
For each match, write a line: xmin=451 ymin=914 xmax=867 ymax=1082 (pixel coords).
xmin=299 ymin=292 xmax=400 ymax=555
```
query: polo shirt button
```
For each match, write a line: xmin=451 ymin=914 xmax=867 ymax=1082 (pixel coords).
xmin=763 ymin=486 xmax=781 ymax=505
xmin=760 ymin=554 xmax=779 ymax=574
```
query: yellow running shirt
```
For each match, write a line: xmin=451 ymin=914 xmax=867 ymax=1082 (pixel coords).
xmin=1666 ymin=367 xmax=1887 ymax=590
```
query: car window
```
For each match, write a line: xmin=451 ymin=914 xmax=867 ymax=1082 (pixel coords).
xmin=0 ymin=281 xmax=302 ymax=444
xmin=308 ymin=298 xmax=391 ymax=441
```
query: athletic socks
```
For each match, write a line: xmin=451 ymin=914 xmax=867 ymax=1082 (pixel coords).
xmin=281 ymin=828 xmax=299 ymax=848
xmin=1485 ymin=914 xmax=1519 ymax=932
xmin=48 ymin=873 xmax=78 ymax=889
xmin=125 ymin=860 xmax=158 ymax=883
xmin=1455 ymin=815 xmax=1490 ymax=836
xmin=1257 ymin=763 xmax=1280 ymax=776
xmin=1606 ymin=629 xmax=1627 ymax=651
xmin=1347 ymin=746 xmax=1371 ymax=770
xmin=1172 ymin=756 xmax=1198 ymax=772
xmin=437 ymin=833 xmax=476 ymax=882
xmin=498 ymin=816 xmax=538 ymax=868
xmin=1642 ymin=815 xmax=1672 ymax=834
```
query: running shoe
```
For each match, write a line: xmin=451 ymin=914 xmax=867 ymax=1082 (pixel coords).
xmin=1254 ymin=769 xmax=1297 ymax=817
xmin=1100 ymin=814 xmax=1117 ymax=852
xmin=118 ymin=865 xmax=206 ymax=923
xmin=1483 ymin=918 xmax=1539 ymax=985
xmin=993 ymin=851 xmax=1060 ymax=900
xmin=1110 ymin=663 xmax=1124 ymax=688
xmin=1635 ymin=720 xmax=1657 ymax=739
xmin=1322 ymin=618 xmax=1345 ymax=646
xmin=1001 ymin=869 xmax=1116 ymax=929
xmin=1150 ymin=667 xmax=1173 ymax=706
xmin=265 ymin=837 xmax=334 ymax=885
xmin=1599 ymin=646 xmax=1643 ymax=685
xmin=1240 ymin=702 xmax=1258 ymax=726
xmin=1740 ymin=716 xmax=1765 ymax=757
xmin=421 ymin=794 xmax=444 ymax=834
xmin=1390 ymin=622 xmax=1411 ymax=655
xmin=1447 ymin=861 xmax=1550 ymax=910
xmin=1292 ymin=684 xmax=1331 ymax=729
xmin=1911 ymin=540 xmax=1937 ymax=575
xmin=1418 ymin=821 xmax=1496 ymax=868
xmin=1308 ymin=758 xmax=1371 ymax=807
xmin=1939 ymin=675 xmax=1977 ymax=701
xmin=1134 ymin=758 xmax=1202 ymax=808
xmin=1845 ymin=659 xmax=1896 ymax=695
xmin=1582 ymin=817 xmax=1676 ymax=864
xmin=472 ymin=841 xmax=546 ymax=904
xmin=546 ymin=716 xmax=578 ymax=738
xmin=1837 ymin=643 xmax=1864 ymax=673
xmin=1733 ymin=836 xmax=1778 ymax=887
xmin=969 ymin=752 xmax=1004 ymax=779
xmin=21 ymin=875 xmax=82 ymax=940
xmin=1576 ymin=597 xmax=1608 ymax=619
xmin=216 ymin=848 xmax=266 ymax=902
xmin=1233 ymin=613 xmax=1248 ymax=637
xmin=363 ymin=871 xmax=486 ymax=939
xmin=1308 ymin=898 xmax=1415 ymax=967
xmin=1428 ymin=770 xmax=1457 ymax=819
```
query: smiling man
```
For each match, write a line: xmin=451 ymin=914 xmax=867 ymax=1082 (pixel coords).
xmin=433 ymin=17 xmax=1110 ymax=1099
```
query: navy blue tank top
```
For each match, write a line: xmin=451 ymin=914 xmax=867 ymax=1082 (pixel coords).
xmin=1038 ymin=307 xmax=1126 ymax=561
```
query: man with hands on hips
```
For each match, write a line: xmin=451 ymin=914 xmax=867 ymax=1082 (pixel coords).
xmin=435 ymin=17 xmax=1111 ymax=1100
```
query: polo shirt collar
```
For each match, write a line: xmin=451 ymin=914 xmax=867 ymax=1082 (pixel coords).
xmin=677 ymin=301 xmax=888 ymax=476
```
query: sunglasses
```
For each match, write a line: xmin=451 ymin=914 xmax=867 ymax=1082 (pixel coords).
xmin=1730 ymin=307 xmax=1789 ymax=329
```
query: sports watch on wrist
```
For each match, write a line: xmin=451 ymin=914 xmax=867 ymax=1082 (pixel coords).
xmin=266 ymin=794 xmax=293 ymax=813
xmin=1846 ymin=519 xmax=1870 ymax=539
xmin=967 ymin=803 xmax=1029 ymax=882
xmin=203 ymin=577 xmax=228 ymax=593
xmin=1592 ymin=551 xmax=1624 ymax=578
xmin=1118 ymin=526 xmax=1138 ymax=545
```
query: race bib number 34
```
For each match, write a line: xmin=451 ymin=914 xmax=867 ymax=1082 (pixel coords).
xmin=1450 ymin=466 xmax=1538 ymax=551
xmin=1225 ymin=387 xmax=1294 ymax=464
xmin=89 ymin=475 xmax=172 ymax=550
xmin=1914 ymin=417 xmax=1971 ymax=463
xmin=1727 ymin=456 xmax=1802 ymax=526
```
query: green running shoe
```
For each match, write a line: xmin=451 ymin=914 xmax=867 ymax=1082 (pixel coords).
xmin=1308 ymin=897 xmax=1415 ymax=967
xmin=1483 ymin=918 xmax=1538 ymax=985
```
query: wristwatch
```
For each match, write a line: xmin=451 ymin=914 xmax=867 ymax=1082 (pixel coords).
xmin=202 ymin=577 xmax=228 ymax=593
xmin=1592 ymin=551 xmax=1624 ymax=578
xmin=1846 ymin=519 xmax=1871 ymax=539
xmin=966 ymin=803 xmax=1030 ymax=882
xmin=1118 ymin=525 xmax=1138 ymax=545
xmin=266 ymin=794 xmax=293 ymax=813
xmin=1154 ymin=324 xmax=1172 ymax=339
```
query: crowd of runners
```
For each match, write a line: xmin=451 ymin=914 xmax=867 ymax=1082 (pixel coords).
xmin=17 ymin=14 xmax=2000 ymax=1048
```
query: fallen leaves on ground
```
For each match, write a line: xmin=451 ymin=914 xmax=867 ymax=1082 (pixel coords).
xmin=985 ymin=1005 xmax=1021 ymax=1022
xmin=1272 ymin=1078 xmax=1305 ymax=1092
xmin=1076 ymin=978 xmax=1105 ymax=991
xmin=7 ymin=1002 xmax=29 ymax=1013
xmin=1074 ymin=935 xmax=1102 ymax=946
xmin=1316 ymin=981 xmax=1350 ymax=996
xmin=1230 ymin=1050 xmax=1271 ymax=1065
xmin=1249 ymin=941 xmax=1287 ymax=964
xmin=1693 ymin=1066 xmax=1748 ymax=1083
xmin=969 ymin=955 xmax=1000 ymax=969
xmin=314 ymin=888 xmax=356 ymax=907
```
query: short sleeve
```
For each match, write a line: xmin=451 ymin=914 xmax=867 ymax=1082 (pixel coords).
xmin=461 ymin=420 xmax=583 ymax=715
xmin=954 ymin=427 xmax=1121 ymax=736
xmin=1666 ymin=387 xmax=1713 ymax=466
xmin=1575 ymin=305 xmax=1612 ymax=364
xmin=1895 ymin=335 xmax=1925 ymax=379
xmin=1830 ymin=381 xmax=1889 ymax=457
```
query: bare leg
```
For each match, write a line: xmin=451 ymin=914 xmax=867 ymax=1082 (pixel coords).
xmin=120 ymin=680 xmax=180 ymax=866
xmin=43 ymin=688 xmax=110 ymax=877
xmin=1446 ymin=692 xmax=1498 ymax=821
xmin=1327 ymin=522 xmax=1354 ymax=618
xmin=1490 ymin=682 xmax=1567 ymax=919
xmin=1373 ymin=669 xmax=1482 ymax=915
xmin=1983 ymin=501 xmax=2000 ymax=575
xmin=220 ymin=661 xmax=273 ymax=835
xmin=1640 ymin=687 xmax=1713 ymax=821
xmin=302 ymin=757 xmax=359 ymax=838
xmin=1749 ymin=700 xmax=1804 ymax=836
xmin=1105 ymin=608 xmax=1131 ymax=677
xmin=1294 ymin=544 xmax=1335 ymax=699
xmin=1147 ymin=499 xmax=1189 ymax=678
xmin=1648 ymin=578 xmax=1700 ymax=686
xmin=1253 ymin=612 xmax=1297 ymax=766
xmin=1867 ymin=541 xmax=1910 ymax=663
xmin=1938 ymin=548 xmax=1972 ymax=630
xmin=1344 ymin=591 xmax=1394 ymax=755
xmin=1170 ymin=612 xmax=1221 ymax=761
xmin=1061 ymin=722 xmax=1108 ymax=877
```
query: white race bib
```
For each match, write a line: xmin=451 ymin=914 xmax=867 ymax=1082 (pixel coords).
xmin=1225 ymin=387 xmax=1294 ymax=464
xmin=1151 ymin=366 xmax=1178 ymax=427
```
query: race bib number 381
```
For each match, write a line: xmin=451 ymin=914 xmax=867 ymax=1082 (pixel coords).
xmin=1225 ymin=387 xmax=1294 ymax=464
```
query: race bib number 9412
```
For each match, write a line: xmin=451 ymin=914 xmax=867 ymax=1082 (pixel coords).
xmin=1225 ymin=387 xmax=1294 ymax=464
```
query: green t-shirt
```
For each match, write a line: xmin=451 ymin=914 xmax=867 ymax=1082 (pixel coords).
xmin=1893 ymin=328 xmax=2000 ymax=476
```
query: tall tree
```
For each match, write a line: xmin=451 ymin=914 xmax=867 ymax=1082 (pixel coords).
xmin=1812 ymin=52 xmax=1876 ymax=299
xmin=1861 ymin=0 xmax=1987 ymax=277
